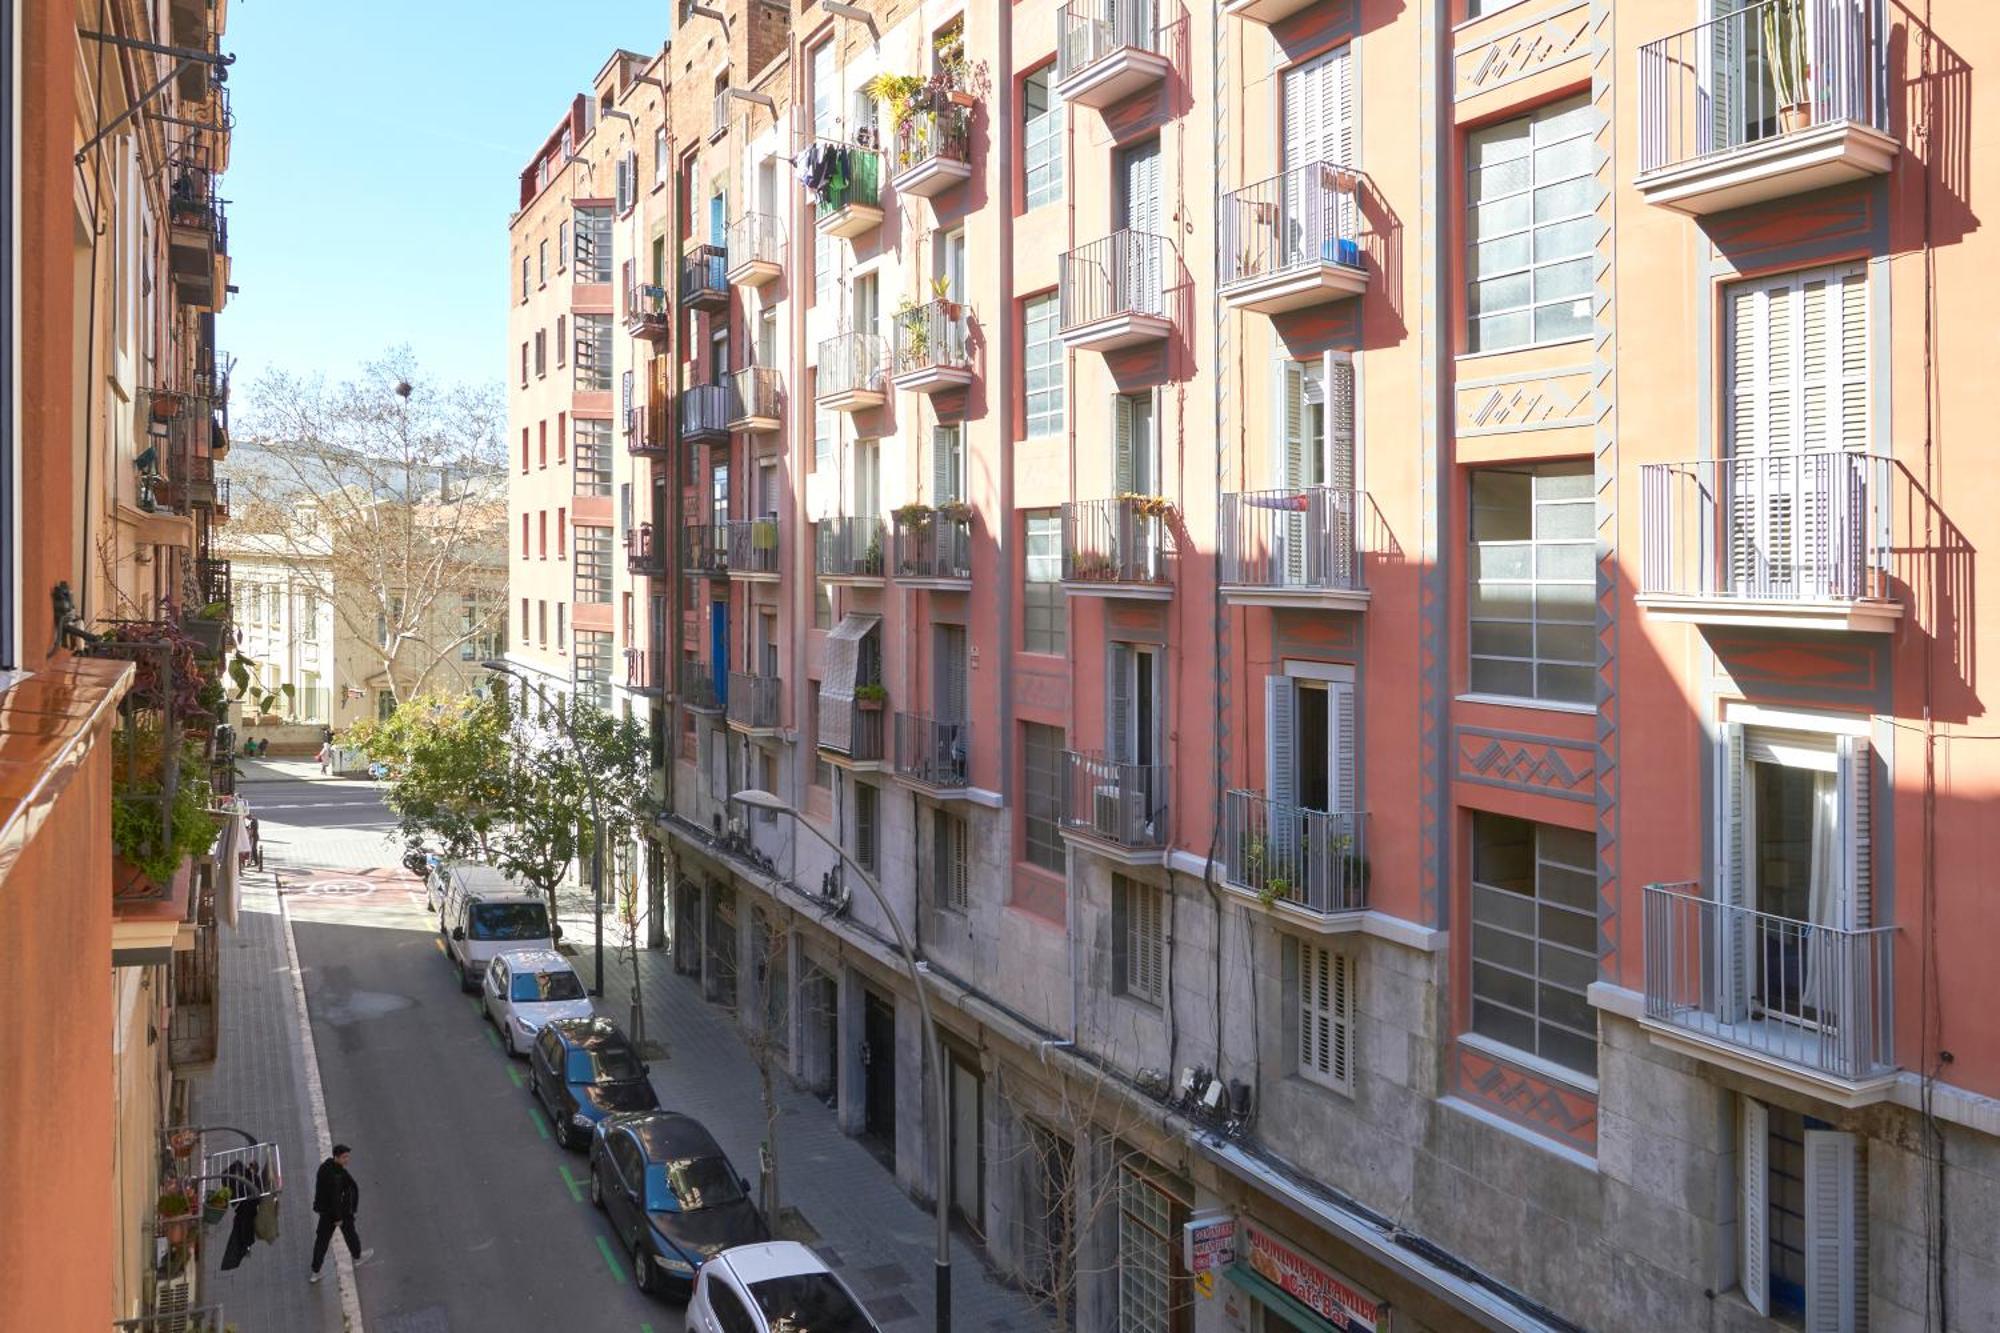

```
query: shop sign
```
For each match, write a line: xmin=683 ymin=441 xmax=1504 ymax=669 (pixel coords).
xmin=1183 ymin=1212 xmax=1237 ymax=1275
xmin=1242 ymin=1221 xmax=1383 ymax=1333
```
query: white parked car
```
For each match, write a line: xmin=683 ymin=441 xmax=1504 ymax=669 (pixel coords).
xmin=686 ymin=1241 xmax=881 ymax=1333
xmin=481 ymin=949 xmax=593 ymax=1056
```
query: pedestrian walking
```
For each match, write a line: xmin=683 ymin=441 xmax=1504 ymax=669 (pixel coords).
xmin=317 ymin=739 xmax=330 ymax=774
xmin=245 ymin=814 xmax=262 ymax=871
xmin=308 ymin=1144 xmax=373 ymax=1283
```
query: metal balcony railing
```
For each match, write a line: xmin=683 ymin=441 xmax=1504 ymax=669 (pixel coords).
xmin=1222 ymin=791 xmax=1368 ymax=915
xmin=167 ymin=920 xmax=219 ymax=1067
xmin=729 ymin=211 xmax=785 ymax=272
xmin=625 ymin=646 xmax=665 ymax=694
xmin=680 ymin=661 xmax=724 ymax=712
xmin=1637 ymin=0 xmax=1888 ymax=176
xmin=809 ymin=141 xmax=881 ymax=218
xmin=1639 ymin=452 xmax=1891 ymax=605
xmin=679 ymin=383 xmax=731 ymax=440
xmin=195 ymin=557 xmax=230 ymax=609
xmin=727 ymin=366 xmax=783 ymax=423
xmin=680 ymin=244 xmax=729 ymax=305
xmin=1220 ymin=487 xmax=1364 ymax=595
xmin=625 ymin=404 xmax=671 ymax=456
xmin=818 ymin=692 xmax=886 ymax=762
xmin=625 ymin=282 xmax=670 ymax=332
xmin=892 ymin=107 xmax=972 ymax=175
xmin=818 ymin=331 xmax=887 ymax=400
xmin=626 ymin=522 xmax=667 ymax=577
xmin=683 ymin=523 xmax=728 ymax=577
xmin=727 ymin=673 xmax=782 ymax=730
xmin=1056 ymin=0 xmax=1166 ymax=82
xmin=213 ymin=476 xmax=231 ymax=518
xmin=1059 ymin=229 xmax=1170 ymax=332
xmin=1061 ymin=750 xmax=1170 ymax=851
xmin=115 ymin=1305 xmax=227 ymax=1333
xmin=816 ymin=516 xmax=887 ymax=579
xmin=1220 ymin=162 xmax=1363 ymax=289
xmin=892 ymin=509 xmax=972 ymax=582
xmin=891 ymin=300 xmax=972 ymax=379
xmin=895 ymin=713 xmax=969 ymax=789
xmin=1643 ymin=882 xmax=1895 ymax=1082
xmin=724 ymin=518 xmax=781 ymax=577
xmin=1062 ymin=497 xmax=1171 ymax=587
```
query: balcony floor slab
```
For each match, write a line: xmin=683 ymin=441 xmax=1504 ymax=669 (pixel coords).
xmin=1635 ymin=120 xmax=1898 ymax=215
xmin=1059 ymin=311 xmax=1172 ymax=352
xmin=891 ymin=156 xmax=972 ymax=198
xmin=1221 ymin=261 xmax=1368 ymax=315
xmin=1222 ymin=585 xmax=1370 ymax=613
xmin=1054 ymin=48 xmax=1170 ymax=110
xmin=1639 ymin=1014 xmax=1899 ymax=1108
xmin=1635 ymin=592 xmax=1902 ymax=634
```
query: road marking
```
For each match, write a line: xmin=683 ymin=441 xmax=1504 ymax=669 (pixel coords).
xmin=506 ymin=1064 xmax=524 ymax=1089
xmin=558 ymin=1164 xmax=586 ymax=1203
xmin=468 ymin=996 xmax=483 ymax=1017
xmin=484 ymin=1027 xmax=502 ymax=1051
xmin=642 ymin=1325 xmax=657 ymax=1333
xmin=594 ymin=1234 xmax=627 ymax=1285
xmin=528 ymin=1106 xmax=552 ymax=1141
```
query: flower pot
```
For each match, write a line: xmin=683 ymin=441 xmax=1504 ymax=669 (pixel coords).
xmin=1778 ymin=102 xmax=1812 ymax=134
xmin=202 ymin=1197 xmax=230 ymax=1227
xmin=150 ymin=393 xmax=184 ymax=421
xmin=856 ymin=698 xmax=885 ymax=713
xmin=161 ymin=1214 xmax=193 ymax=1244
xmin=947 ymin=89 xmax=975 ymax=108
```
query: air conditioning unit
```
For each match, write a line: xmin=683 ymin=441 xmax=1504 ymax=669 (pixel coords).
xmin=1092 ymin=784 xmax=1126 ymax=839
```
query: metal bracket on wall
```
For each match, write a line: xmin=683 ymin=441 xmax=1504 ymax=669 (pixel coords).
xmin=74 ymin=30 xmax=235 ymax=165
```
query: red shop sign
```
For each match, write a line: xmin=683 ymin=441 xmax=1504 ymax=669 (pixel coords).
xmin=1243 ymin=1221 xmax=1383 ymax=1333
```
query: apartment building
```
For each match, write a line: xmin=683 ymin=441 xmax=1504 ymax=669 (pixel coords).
xmin=523 ymin=1 xmax=2000 ymax=1329
xmin=3 ymin=1 xmax=248 ymax=1326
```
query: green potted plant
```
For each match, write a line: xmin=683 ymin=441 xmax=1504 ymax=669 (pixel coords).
xmin=891 ymin=501 xmax=934 ymax=529
xmin=895 ymin=298 xmax=930 ymax=369
xmin=182 ymin=600 xmax=232 ymax=658
xmin=1257 ymin=875 xmax=1292 ymax=909
xmin=112 ymin=726 xmax=220 ymax=894
xmin=936 ymin=499 xmax=973 ymax=524
xmin=202 ymin=1186 xmax=233 ymax=1227
xmin=156 ymin=1189 xmax=195 ymax=1244
xmin=863 ymin=533 xmax=884 ymax=575
xmin=854 ymin=682 xmax=889 ymax=712
xmin=1762 ymin=0 xmax=1811 ymax=133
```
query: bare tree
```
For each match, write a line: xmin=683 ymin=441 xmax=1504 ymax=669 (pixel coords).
xmin=233 ymin=348 xmax=508 ymax=709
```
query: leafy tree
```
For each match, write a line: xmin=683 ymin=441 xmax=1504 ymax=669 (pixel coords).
xmin=351 ymin=692 xmax=512 ymax=861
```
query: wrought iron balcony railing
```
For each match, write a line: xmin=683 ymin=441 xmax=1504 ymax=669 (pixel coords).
xmin=818 ymin=331 xmax=888 ymax=402
xmin=816 ymin=516 xmax=887 ymax=580
xmin=680 ymin=244 xmax=729 ymax=307
xmin=1056 ymin=0 xmax=1167 ymax=84
xmin=817 ymin=691 xmax=886 ymax=762
xmin=1222 ymin=791 xmax=1369 ymax=916
xmin=683 ymin=523 xmax=728 ymax=577
xmin=1219 ymin=487 xmax=1364 ymax=596
xmin=1061 ymin=750 xmax=1170 ymax=851
xmin=724 ymin=518 xmax=781 ymax=577
xmin=1062 ymin=496 xmax=1171 ymax=589
xmin=727 ymin=366 xmax=784 ymax=426
xmin=680 ymin=661 xmax=724 ymax=712
xmin=727 ymin=211 xmax=786 ymax=281
xmin=679 ymin=383 xmax=731 ymax=441
xmin=892 ymin=107 xmax=972 ymax=179
xmin=891 ymin=300 xmax=973 ymax=381
xmin=1059 ymin=229 xmax=1170 ymax=333
xmin=727 ymin=672 xmax=782 ymax=731
xmin=892 ymin=509 xmax=972 ymax=583
xmin=1219 ymin=161 xmax=1364 ymax=289
xmin=626 ymin=522 xmax=667 ymax=577
xmin=895 ymin=713 xmax=969 ymax=790
xmin=809 ymin=140 xmax=881 ymax=220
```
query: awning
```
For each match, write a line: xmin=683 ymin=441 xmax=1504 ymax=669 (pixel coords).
xmin=1225 ymin=1263 xmax=1343 ymax=1333
xmin=817 ymin=614 xmax=878 ymax=754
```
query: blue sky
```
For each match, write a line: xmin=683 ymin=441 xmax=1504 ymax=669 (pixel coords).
xmin=221 ymin=1 xmax=667 ymax=398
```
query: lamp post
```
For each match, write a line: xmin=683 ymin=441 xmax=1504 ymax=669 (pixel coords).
xmin=730 ymin=788 xmax=952 ymax=1333
xmin=484 ymin=659 xmax=605 ymax=997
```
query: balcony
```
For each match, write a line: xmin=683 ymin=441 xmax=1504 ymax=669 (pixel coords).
xmin=817 ymin=331 xmax=888 ymax=412
xmin=625 ymin=646 xmax=667 ymax=698
xmin=1054 ymin=0 xmax=1172 ymax=109
xmin=1060 ymin=751 xmax=1170 ymax=864
xmin=625 ymin=282 xmax=670 ymax=340
xmin=1635 ymin=0 xmax=1893 ymax=215
xmin=1642 ymin=882 xmax=1896 ymax=1101
xmin=167 ymin=163 xmax=226 ymax=309
xmin=1637 ymin=452 xmax=1901 ymax=632
xmin=891 ymin=107 xmax=973 ymax=198
xmin=817 ymin=517 xmax=887 ymax=586
xmin=726 ymin=366 xmax=783 ymax=433
xmin=1219 ymin=163 xmax=1368 ymax=314
xmin=724 ymin=518 xmax=781 ymax=581
xmin=1221 ymin=0 xmax=1313 ymax=24
xmin=213 ymin=476 xmax=231 ymax=522
xmin=1222 ymin=792 xmax=1368 ymax=919
xmin=727 ymin=211 xmax=785 ymax=287
xmin=680 ymin=244 xmax=730 ymax=312
xmin=680 ymin=661 xmax=725 ymax=714
xmin=194 ymin=557 xmax=231 ymax=611
xmin=895 ymin=714 xmax=970 ymax=795
xmin=726 ymin=672 xmax=782 ymax=736
xmin=683 ymin=524 xmax=728 ymax=579
xmin=1219 ymin=487 xmax=1367 ymax=611
xmin=679 ymin=382 xmax=731 ymax=446
xmin=809 ymin=141 xmax=883 ymax=239
xmin=891 ymin=299 xmax=974 ymax=393
xmin=626 ymin=522 xmax=668 ymax=578
xmin=167 ymin=919 xmax=220 ymax=1068
xmin=817 ymin=690 xmax=887 ymax=769
xmin=1059 ymin=230 xmax=1173 ymax=350
xmin=891 ymin=507 xmax=973 ymax=589
xmin=626 ymin=404 xmax=672 ymax=459
xmin=1062 ymin=497 xmax=1172 ymax=598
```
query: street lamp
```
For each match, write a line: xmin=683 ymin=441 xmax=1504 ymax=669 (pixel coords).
xmin=730 ymin=787 xmax=953 ymax=1333
xmin=484 ymin=659 xmax=606 ymax=998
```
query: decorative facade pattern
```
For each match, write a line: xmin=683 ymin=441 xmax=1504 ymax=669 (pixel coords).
xmin=1452 ymin=1042 xmax=1599 ymax=1153
xmin=1452 ymin=0 xmax=1591 ymax=103
xmin=1454 ymin=726 xmax=1596 ymax=802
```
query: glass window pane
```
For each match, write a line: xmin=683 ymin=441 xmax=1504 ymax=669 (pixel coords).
xmin=1539 ymin=903 xmax=1597 ymax=953
xmin=1532 ymin=134 xmax=1593 ymax=182
xmin=1469 ymin=193 xmax=1532 ymax=242
xmin=1474 ymin=234 xmax=1533 ymax=277
xmin=1470 ymin=272 xmax=1532 ymax=316
xmin=1472 ymin=1001 xmax=1537 ymax=1053
xmin=1472 ymin=882 xmax=1536 ymax=933
xmin=1536 ymin=663 xmax=1595 ymax=704
xmin=1470 ymin=656 xmax=1534 ymax=698
xmin=1538 ymin=1026 xmax=1597 ymax=1074
xmin=1536 ymin=581 xmax=1595 ymax=622
xmin=1471 ymin=312 xmax=1531 ymax=353
xmin=1535 ymin=542 xmax=1594 ymax=581
xmin=1533 ymin=176 xmax=1592 ymax=222
xmin=1470 ymin=582 xmax=1532 ymax=621
xmin=1534 ymin=255 xmax=1594 ymax=301
xmin=1537 ymin=498 xmax=1594 ymax=539
xmin=1534 ymin=300 xmax=1594 ymax=342
xmin=1537 ymin=622 xmax=1596 ymax=665
xmin=1470 ymin=621 xmax=1533 ymax=658
xmin=1472 ymin=962 xmax=1535 ymax=1013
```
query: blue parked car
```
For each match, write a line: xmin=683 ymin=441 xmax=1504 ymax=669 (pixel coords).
xmin=528 ymin=1017 xmax=659 ymax=1150
xmin=589 ymin=1110 xmax=768 ymax=1296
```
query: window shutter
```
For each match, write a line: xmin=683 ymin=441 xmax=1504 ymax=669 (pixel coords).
xmin=1740 ymin=1097 xmax=1770 ymax=1316
xmin=1803 ymin=1129 xmax=1860 ymax=1333
xmin=1836 ymin=734 xmax=1872 ymax=929
xmin=1301 ymin=943 xmax=1327 ymax=1076
xmin=949 ymin=816 xmax=969 ymax=909
xmin=1265 ymin=676 xmax=1297 ymax=810
xmin=1837 ymin=270 xmax=1867 ymax=450
xmin=1326 ymin=353 xmax=1356 ymax=492
xmin=1142 ymin=884 xmax=1163 ymax=1002
xmin=1113 ymin=395 xmax=1136 ymax=495
xmin=1332 ymin=679 xmax=1358 ymax=815
xmin=1108 ymin=643 xmax=1134 ymax=764
xmin=933 ymin=425 xmax=959 ymax=504
xmin=1718 ymin=721 xmax=1751 ymax=1021
xmin=856 ymin=784 xmax=878 ymax=871
xmin=1280 ymin=359 xmax=1309 ymax=488
xmin=649 ymin=356 xmax=669 ymax=441
xmin=1328 ymin=948 xmax=1352 ymax=1090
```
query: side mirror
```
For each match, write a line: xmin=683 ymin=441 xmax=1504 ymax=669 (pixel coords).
xmin=451 ymin=926 xmax=465 ymax=941
xmin=552 ymin=925 xmax=564 ymax=941
xmin=739 ymin=1175 xmax=751 ymax=1193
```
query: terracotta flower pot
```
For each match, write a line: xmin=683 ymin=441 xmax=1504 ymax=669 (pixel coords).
xmin=1778 ymin=102 xmax=1812 ymax=134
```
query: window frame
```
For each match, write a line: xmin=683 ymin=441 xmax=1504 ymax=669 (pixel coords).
xmin=1463 ymin=96 xmax=1595 ymax=354
xmin=1291 ymin=939 xmax=1355 ymax=1094
xmin=1112 ymin=873 xmax=1166 ymax=1007
xmin=1022 ymin=292 xmax=1064 ymax=439
xmin=1023 ymin=64 xmax=1064 ymax=212
xmin=1021 ymin=721 xmax=1066 ymax=873
xmin=1467 ymin=460 xmax=1595 ymax=706
xmin=1468 ymin=811 xmax=1599 ymax=1078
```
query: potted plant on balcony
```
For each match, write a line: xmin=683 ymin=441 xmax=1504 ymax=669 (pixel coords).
xmin=863 ymin=532 xmax=884 ymax=575
xmin=854 ymin=683 xmax=888 ymax=713
xmin=1762 ymin=0 xmax=1812 ymax=133
xmin=936 ymin=499 xmax=973 ymax=524
xmin=1257 ymin=875 xmax=1293 ymax=909
xmin=202 ymin=1186 xmax=234 ymax=1227
xmin=113 ymin=738 xmax=220 ymax=896
xmin=150 ymin=390 xmax=184 ymax=421
xmin=1116 ymin=492 xmax=1175 ymax=520
xmin=156 ymin=1189 xmax=196 ymax=1245
xmin=894 ymin=298 xmax=931 ymax=370
xmin=182 ymin=600 xmax=233 ymax=659
xmin=891 ymin=501 xmax=934 ymax=529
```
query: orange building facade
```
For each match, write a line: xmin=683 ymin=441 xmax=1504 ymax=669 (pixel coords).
xmin=514 ymin=1 xmax=2000 ymax=1328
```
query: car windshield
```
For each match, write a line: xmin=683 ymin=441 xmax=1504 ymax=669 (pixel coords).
xmin=565 ymin=1045 xmax=645 ymax=1084
xmin=747 ymin=1273 xmax=875 ymax=1332
xmin=642 ymin=1156 xmax=744 ymax=1213
xmin=510 ymin=971 xmax=584 ymax=1003
xmin=469 ymin=902 xmax=549 ymax=941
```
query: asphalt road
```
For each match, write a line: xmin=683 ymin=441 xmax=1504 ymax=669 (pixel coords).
xmin=270 ymin=773 xmax=682 ymax=1333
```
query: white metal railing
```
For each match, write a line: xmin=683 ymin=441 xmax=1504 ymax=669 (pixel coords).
xmin=892 ymin=299 xmax=972 ymax=378
xmin=1056 ymin=0 xmax=1166 ymax=82
xmin=818 ymin=331 xmax=887 ymax=399
xmin=1643 ymin=882 xmax=1895 ymax=1081
xmin=1222 ymin=792 xmax=1368 ymax=916
xmin=1059 ymin=229 xmax=1170 ymax=331
xmin=1061 ymin=750 xmax=1170 ymax=850
xmin=1637 ymin=0 xmax=1887 ymax=175
xmin=729 ymin=211 xmax=785 ymax=271
xmin=1220 ymin=487 xmax=1364 ymax=594
xmin=1639 ymin=452 xmax=1891 ymax=604
xmin=1220 ymin=162 xmax=1363 ymax=288
xmin=1062 ymin=496 xmax=1171 ymax=587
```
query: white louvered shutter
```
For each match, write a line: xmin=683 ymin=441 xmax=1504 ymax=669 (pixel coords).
xmin=1740 ymin=1097 xmax=1771 ymax=1316
xmin=1299 ymin=944 xmax=1353 ymax=1093
xmin=1835 ymin=734 xmax=1872 ymax=929
xmin=1803 ymin=1129 xmax=1860 ymax=1333
xmin=933 ymin=424 xmax=961 ymax=504
xmin=1718 ymin=721 xmax=1751 ymax=1021
xmin=1326 ymin=353 xmax=1357 ymax=586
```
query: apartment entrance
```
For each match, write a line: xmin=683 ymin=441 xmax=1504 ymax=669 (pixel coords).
xmin=860 ymin=988 xmax=897 ymax=1162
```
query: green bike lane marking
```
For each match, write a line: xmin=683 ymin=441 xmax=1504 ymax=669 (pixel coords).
xmin=506 ymin=1063 xmax=524 ymax=1089
xmin=527 ymin=1105 xmax=552 ymax=1141
xmin=594 ymin=1233 xmax=627 ymax=1284
xmin=558 ymin=1163 xmax=586 ymax=1203
xmin=484 ymin=1026 xmax=502 ymax=1051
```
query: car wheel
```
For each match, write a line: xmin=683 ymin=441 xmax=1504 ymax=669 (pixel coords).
xmin=502 ymin=1024 xmax=515 ymax=1057
xmin=589 ymin=1160 xmax=604 ymax=1209
xmin=632 ymin=1240 xmax=658 ymax=1295
xmin=552 ymin=1113 xmax=572 ymax=1151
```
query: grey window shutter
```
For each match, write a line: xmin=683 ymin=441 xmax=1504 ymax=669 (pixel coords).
xmin=1718 ymin=721 xmax=1751 ymax=1021
xmin=1333 ymin=678 xmax=1358 ymax=815
xmin=1836 ymin=733 xmax=1872 ymax=928
xmin=1802 ymin=1129 xmax=1860 ymax=1333
xmin=1740 ymin=1096 xmax=1770 ymax=1316
xmin=1108 ymin=643 xmax=1133 ymax=764
xmin=1266 ymin=675 xmax=1298 ymax=883
xmin=1113 ymin=395 xmax=1136 ymax=496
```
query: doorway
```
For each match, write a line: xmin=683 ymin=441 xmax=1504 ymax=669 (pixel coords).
xmin=861 ymin=989 xmax=898 ymax=1161
xmin=947 ymin=1047 xmax=984 ymax=1237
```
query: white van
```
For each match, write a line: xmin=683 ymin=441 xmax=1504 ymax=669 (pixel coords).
xmin=438 ymin=864 xmax=559 ymax=991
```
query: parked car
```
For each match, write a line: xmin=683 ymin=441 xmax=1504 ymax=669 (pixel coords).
xmin=686 ymin=1241 xmax=881 ymax=1333
xmin=528 ymin=1017 xmax=658 ymax=1150
xmin=589 ymin=1111 xmax=768 ymax=1296
xmin=481 ymin=949 xmax=593 ymax=1056
xmin=439 ymin=864 xmax=557 ymax=991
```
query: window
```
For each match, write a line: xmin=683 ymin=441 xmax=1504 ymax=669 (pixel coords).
xmin=574 ymin=418 xmax=611 ymax=496
xmin=1468 ymin=462 xmax=1593 ymax=704
xmin=537 ymin=239 xmax=548 ymax=286
xmin=654 ymin=125 xmax=668 ymax=178
xmin=461 ymin=593 xmax=503 ymax=662
xmin=538 ymin=511 xmax=547 ymax=559
xmin=814 ymin=401 xmax=834 ymax=475
xmin=854 ymin=782 xmax=879 ymax=873
xmin=556 ymin=315 xmax=566 ymax=368
xmin=556 ymin=412 xmax=566 ymax=462
xmin=934 ymin=809 xmax=969 ymax=912
xmin=574 ymin=313 xmax=612 ymax=390
xmin=537 ymin=600 xmax=548 ymax=646
xmin=815 ymin=230 xmax=835 ymax=308
xmin=707 ymin=1282 xmax=759 ymax=1333
xmin=1112 ymin=874 xmax=1165 ymax=1005
xmin=1465 ymin=96 xmax=1593 ymax=352
xmin=1115 ymin=1160 xmax=1188 ymax=1333
xmin=557 ymin=219 xmax=569 ymax=271
xmin=814 ymin=578 xmax=833 ymax=630
xmin=575 ymin=630 xmax=612 ymax=710
xmin=520 ymin=514 xmax=529 ymax=558
xmin=1022 ymin=511 xmax=1065 ymax=654
xmin=932 ymin=424 xmax=964 ymax=504
xmin=1469 ymin=812 xmax=1597 ymax=1076
xmin=521 ymin=427 xmax=529 ymax=473
xmin=538 ymin=421 xmax=548 ymax=468
xmin=1738 ymin=1096 xmax=1863 ymax=1327
xmin=556 ymin=603 xmax=566 ymax=651
xmin=1023 ymin=67 xmax=1064 ymax=210
xmin=520 ymin=341 xmax=529 ymax=387
xmin=615 ymin=151 xmax=636 ymax=214
xmin=1022 ymin=722 xmax=1066 ymax=872
xmin=1291 ymin=940 xmax=1355 ymax=1093
xmin=557 ymin=507 xmax=566 ymax=557
xmin=534 ymin=330 xmax=547 ymax=378
xmin=573 ymin=205 xmax=613 ymax=283
xmin=574 ymin=526 xmax=611 ymax=603
xmin=520 ymin=255 xmax=529 ymax=302
xmin=1466 ymin=0 xmax=1527 ymax=15
xmin=520 ymin=597 xmax=529 ymax=642
xmin=1023 ymin=293 xmax=1063 ymax=438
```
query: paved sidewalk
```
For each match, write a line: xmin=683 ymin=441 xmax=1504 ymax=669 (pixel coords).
xmin=603 ymin=946 xmax=1042 ymax=1333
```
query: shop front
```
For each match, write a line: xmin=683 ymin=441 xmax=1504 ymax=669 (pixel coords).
xmin=1190 ymin=1212 xmax=1388 ymax=1333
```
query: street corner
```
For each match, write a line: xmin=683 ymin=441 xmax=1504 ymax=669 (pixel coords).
xmin=281 ymin=865 xmax=429 ymax=923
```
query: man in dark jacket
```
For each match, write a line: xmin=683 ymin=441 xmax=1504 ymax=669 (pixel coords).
xmin=309 ymin=1144 xmax=374 ymax=1283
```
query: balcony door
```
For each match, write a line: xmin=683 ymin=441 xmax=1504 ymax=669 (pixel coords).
xmin=1114 ymin=392 xmax=1162 ymax=580
xmin=936 ymin=227 xmax=966 ymax=303
xmin=934 ymin=623 xmax=968 ymax=722
xmin=1106 ymin=642 xmax=1164 ymax=846
xmin=1264 ymin=668 xmax=1356 ymax=899
xmin=1275 ymin=356 xmax=1356 ymax=588
xmin=1282 ymin=44 xmax=1354 ymax=264
xmin=1116 ymin=139 xmax=1162 ymax=315
xmin=1702 ymin=0 xmax=1780 ymax=158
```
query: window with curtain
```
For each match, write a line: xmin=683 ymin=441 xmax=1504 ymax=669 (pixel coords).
xmin=1024 ymin=67 xmax=1064 ymax=210
xmin=1465 ymin=96 xmax=1593 ymax=352
xmin=1023 ymin=293 xmax=1063 ymax=438
xmin=1469 ymin=812 xmax=1598 ymax=1076
xmin=1468 ymin=461 xmax=1593 ymax=704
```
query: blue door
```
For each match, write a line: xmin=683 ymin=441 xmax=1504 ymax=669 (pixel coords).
xmin=711 ymin=601 xmax=729 ymax=707
xmin=709 ymin=193 xmax=726 ymax=246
